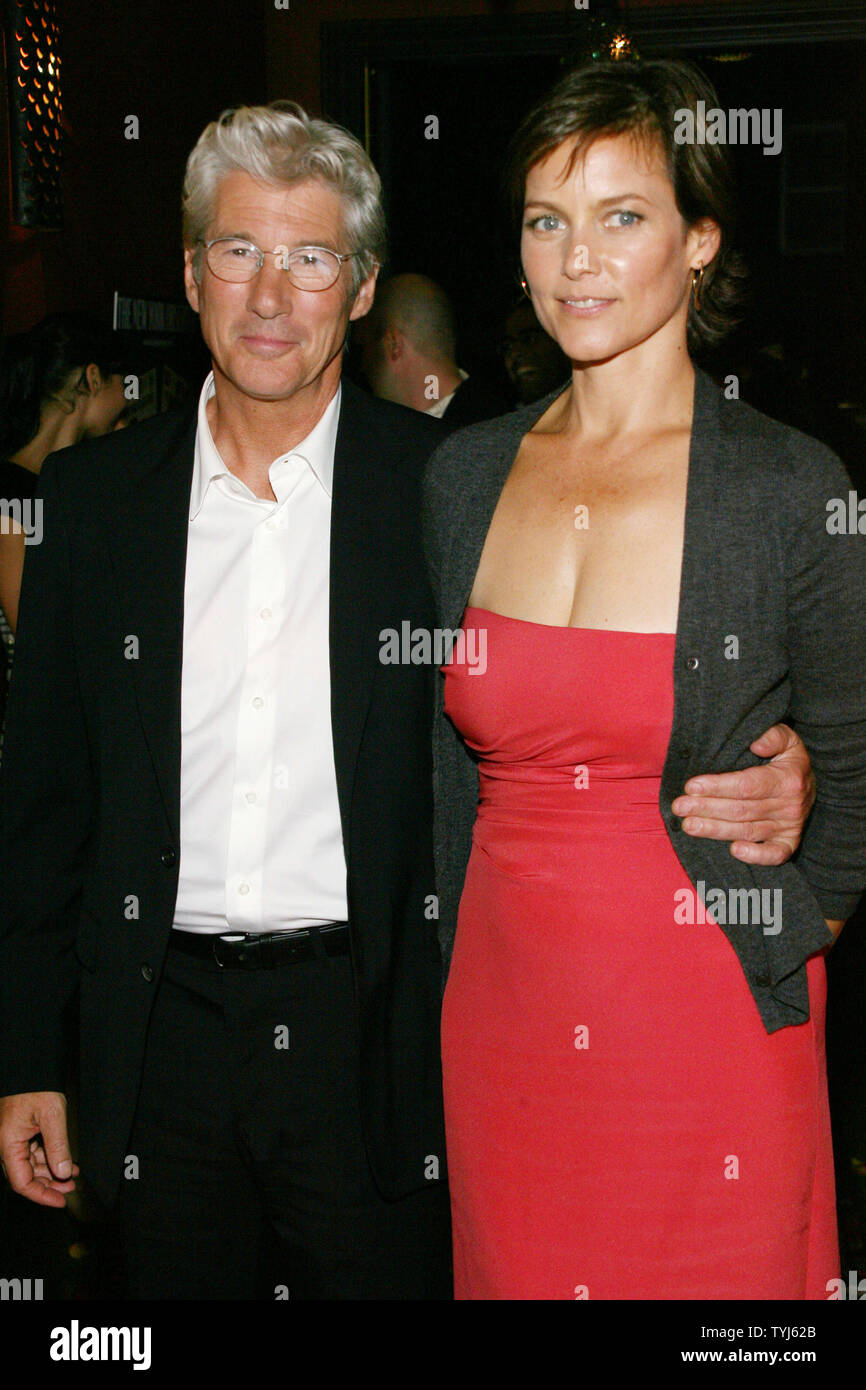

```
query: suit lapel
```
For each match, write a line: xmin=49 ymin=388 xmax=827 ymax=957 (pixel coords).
xmin=107 ymin=407 xmax=196 ymax=841
xmin=328 ymin=379 xmax=391 ymax=846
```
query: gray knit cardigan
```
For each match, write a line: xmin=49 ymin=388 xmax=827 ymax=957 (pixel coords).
xmin=422 ymin=366 xmax=866 ymax=1032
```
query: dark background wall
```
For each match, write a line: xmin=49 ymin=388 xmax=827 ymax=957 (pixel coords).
xmin=1 ymin=0 xmax=864 ymax=427
xmin=1 ymin=0 xmax=267 ymax=332
xmin=264 ymin=0 xmax=726 ymax=114
xmin=1 ymin=0 xmax=737 ymax=336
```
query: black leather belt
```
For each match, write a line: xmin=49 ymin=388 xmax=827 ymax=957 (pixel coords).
xmin=170 ymin=923 xmax=350 ymax=969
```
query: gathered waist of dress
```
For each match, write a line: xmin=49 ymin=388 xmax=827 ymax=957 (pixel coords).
xmin=476 ymin=760 xmax=666 ymax=829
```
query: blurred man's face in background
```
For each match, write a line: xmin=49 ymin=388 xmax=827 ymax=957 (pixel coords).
xmin=355 ymin=308 xmax=400 ymax=403
xmin=502 ymin=298 xmax=569 ymax=405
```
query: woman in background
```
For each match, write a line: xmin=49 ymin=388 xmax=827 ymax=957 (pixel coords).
xmin=424 ymin=58 xmax=866 ymax=1299
xmin=0 ymin=314 xmax=126 ymax=722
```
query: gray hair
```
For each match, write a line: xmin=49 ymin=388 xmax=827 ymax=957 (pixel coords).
xmin=182 ymin=101 xmax=386 ymax=297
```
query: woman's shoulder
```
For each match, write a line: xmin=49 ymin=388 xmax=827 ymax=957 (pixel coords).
xmin=423 ymin=387 xmax=564 ymax=493
xmin=701 ymin=368 xmax=850 ymax=493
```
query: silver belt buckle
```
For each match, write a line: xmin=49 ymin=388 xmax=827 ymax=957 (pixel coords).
xmin=212 ymin=932 xmax=247 ymax=969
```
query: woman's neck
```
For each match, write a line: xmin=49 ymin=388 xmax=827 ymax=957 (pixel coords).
xmin=556 ymin=338 xmax=695 ymax=444
xmin=9 ymin=403 xmax=83 ymax=473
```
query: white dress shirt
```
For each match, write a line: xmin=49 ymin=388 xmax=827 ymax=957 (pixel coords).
xmin=173 ymin=373 xmax=348 ymax=934
xmin=425 ymin=367 xmax=468 ymax=418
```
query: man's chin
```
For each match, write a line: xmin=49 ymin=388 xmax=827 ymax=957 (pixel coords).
xmin=215 ymin=362 xmax=307 ymax=402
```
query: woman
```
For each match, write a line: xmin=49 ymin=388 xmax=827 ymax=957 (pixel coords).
xmin=423 ymin=59 xmax=866 ymax=1299
xmin=0 ymin=314 xmax=126 ymax=717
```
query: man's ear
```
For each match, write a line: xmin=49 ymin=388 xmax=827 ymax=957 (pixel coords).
xmin=184 ymin=248 xmax=201 ymax=314
xmin=348 ymin=263 xmax=379 ymax=323
xmin=383 ymin=326 xmax=404 ymax=363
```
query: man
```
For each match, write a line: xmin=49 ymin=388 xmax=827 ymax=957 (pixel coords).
xmin=500 ymin=295 xmax=570 ymax=406
xmin=357 ymin=272 xmax=509 ymax=428
xmin=0 ymin=104 xmax=449 ymax=1300
xmin=0 ymin=102 xmax=814 ymax=1300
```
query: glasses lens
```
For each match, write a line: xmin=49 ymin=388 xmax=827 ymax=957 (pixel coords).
xmin=206 ymin=240 xmax=260 ymax=282
xmin=288 ymin=248 xmax=341 ymax=290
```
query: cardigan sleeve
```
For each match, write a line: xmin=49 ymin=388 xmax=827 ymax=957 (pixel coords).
xmin=421 ymin=433 xmax=484 ymax=974
xmin=421 ymin=433 xmax=460 ymax=613
xmin=784 ymin=439 xmax=866 ymax=921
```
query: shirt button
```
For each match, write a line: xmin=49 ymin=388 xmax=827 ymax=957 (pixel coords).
xmin=160 ymin=846 xmax=177 ymax=866
xmin=252 ymin=696 xmax=264 ymax=709
xmin=669 ymin=816 xmax=682 ymax=832
xmin=230 ymin=480 xmax=243 ymax=494
xmin=259 ymin=608 xmax=272 ymax=621
xmin=140 ymin=964 xmax=155 ymax=982
xmin=755 ymin=972 xmax=770 ymax=988
xmin=245 ymin=790 xmax=257 ymax=804
xmin=238 ymin=882 xmax=250 ymax=896
xmin=685 ymin=656 xmax=700 ymax=671
xmin=265 ymin=519 xmax=277 ymax=532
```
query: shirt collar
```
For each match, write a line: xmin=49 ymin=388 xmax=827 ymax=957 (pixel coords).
xmin=425 ymin=367 xmax=468 ymax=419
xmin=190 ymin=372 xmax=341 ymax=519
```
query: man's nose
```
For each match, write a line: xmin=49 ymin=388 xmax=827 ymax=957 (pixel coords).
xmin=245 ymin=255 xmax=293 ymax=314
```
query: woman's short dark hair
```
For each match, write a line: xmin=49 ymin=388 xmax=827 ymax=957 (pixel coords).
xmin=0 ymin=312 xmax=124 ymax=456
xmin=505 ymin=58 xmax=747 ymax=355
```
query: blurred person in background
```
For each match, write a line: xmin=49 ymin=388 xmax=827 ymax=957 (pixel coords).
xmin=0 ymin=313 xmax=127 ymax=633
xmin=500 ymin=294 xmax=570 ymax=406
xmin=0 ymin=313 xmax=127 ymax=722
xmin=358 ymin=272 xmax=508 ymax=429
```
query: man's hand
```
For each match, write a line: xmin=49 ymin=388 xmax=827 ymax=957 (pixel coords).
xmin=671 ymin=723 xmax=815 ymax=866
xmin=0 ymin=1092 xmax=79 ymax=1207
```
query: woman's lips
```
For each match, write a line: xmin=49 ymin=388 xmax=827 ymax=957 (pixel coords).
xmin=557 ymin=297 xmax=615 ymax=317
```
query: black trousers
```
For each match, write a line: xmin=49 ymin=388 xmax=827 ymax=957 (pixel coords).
xmin=117 ymin=930 xmax=453 ymax=1299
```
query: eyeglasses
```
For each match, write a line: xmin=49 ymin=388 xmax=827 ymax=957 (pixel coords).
xmin=200 ymin=237 xmax=356 ymax=291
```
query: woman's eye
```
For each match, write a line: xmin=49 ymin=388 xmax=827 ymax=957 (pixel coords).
xmin=607 ymin=210 xmax=643 ymax=228
xmin=526 ymin=214 xmax=562 ymax=233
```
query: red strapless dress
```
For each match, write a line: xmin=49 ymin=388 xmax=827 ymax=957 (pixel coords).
xmin=441 ymin=608 xmax=837 ymax=1300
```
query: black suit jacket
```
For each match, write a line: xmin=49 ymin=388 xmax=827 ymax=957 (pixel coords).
xmin=440 ymin=373 xmax=510 ymax=432
xmin=0 ymin=376 xmax=447 ymax=1207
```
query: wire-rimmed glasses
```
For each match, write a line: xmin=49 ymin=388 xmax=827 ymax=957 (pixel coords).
xmin=201 ymin=237 xmax=356 ymax=291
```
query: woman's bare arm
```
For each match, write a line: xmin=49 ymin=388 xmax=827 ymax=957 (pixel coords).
xmin=0 ymin=526 xmax=27 ymax=634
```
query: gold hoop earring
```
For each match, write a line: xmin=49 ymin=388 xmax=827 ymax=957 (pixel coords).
xmin=520 ymin=272 xmax=531 ymax=299
xmin=691 ymin=264 xmax=704 ymax=313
